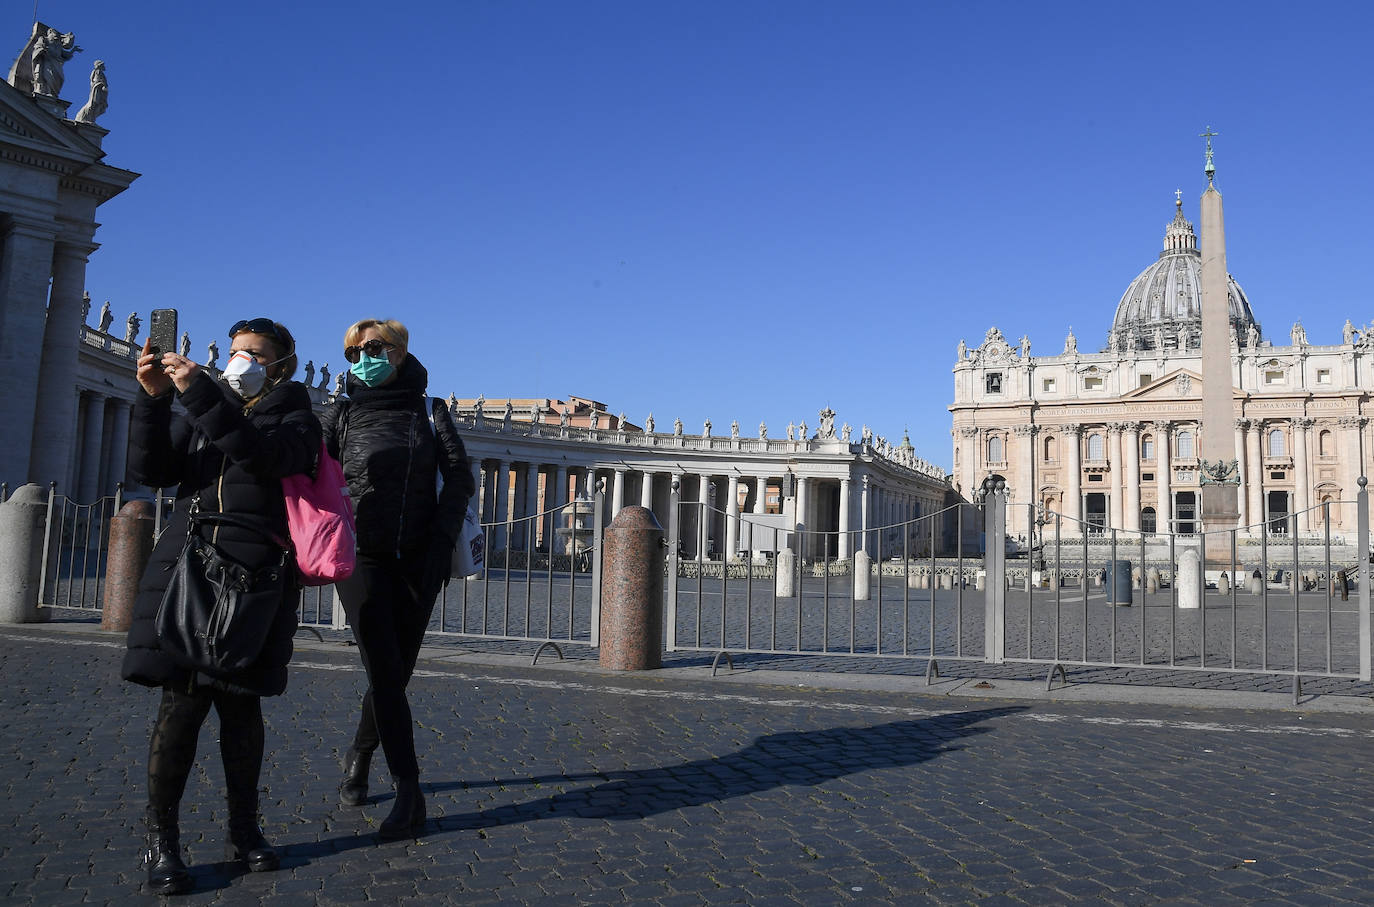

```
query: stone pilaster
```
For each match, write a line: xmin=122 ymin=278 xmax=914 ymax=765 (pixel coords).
xmin=1064 ymin=425 xmax=1082 ymax=525
xmin=1154 ymin=421 xmax=1172 ymax=533
xmin=1123 ymin=421 xmax=1141 ymax=532
xmin=0 ymin=218 xmax=57 ymax=486
xmin=1293 ymin=418 xmax=1313 ymax=531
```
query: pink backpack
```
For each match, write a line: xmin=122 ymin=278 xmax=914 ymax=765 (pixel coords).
xmin=282 ymin=439 xmax=356 ymax=585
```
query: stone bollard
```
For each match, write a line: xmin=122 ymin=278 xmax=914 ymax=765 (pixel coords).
xmin=599 ymin=506 xmax=665 ymax=671
xmin=1177 ymin=550 xmax=1201 ymax=609
xmin=975 ymin=571 xmax=985 ymax=591
xmin=1146 ymin=567 xmax=1160 ymax=593
xmin=853 ymin=550 xmax=871 ymax=601
xmin=775 ymin=548 xmax=796 ymax=598
xmin=0 ymin=484 xmax=51 ymax=624
xmin=939 ymin=573 xmax=953 ymax=590
xmin=1247 ymin=568 xmax=1263 ymax=595
xmin=102 ymin=501 xmax=156 ymax=632
xmin=906 ymin=569 xmax=922 ymax=590
xmin=1218 ymin=572 xmax=1231 ymax=595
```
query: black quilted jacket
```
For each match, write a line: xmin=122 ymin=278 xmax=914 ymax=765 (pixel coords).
xmin=321 ymin=355 xmax=474 ymax=557
xmin=121 ymin=372 xmax=320 ymax=697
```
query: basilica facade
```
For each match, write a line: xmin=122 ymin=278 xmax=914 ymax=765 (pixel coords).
xmin=951 ymin=192 xmax=1369 ymax=543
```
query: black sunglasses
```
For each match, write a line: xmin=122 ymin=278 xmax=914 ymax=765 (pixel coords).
xmin=344 ymin=339 xmax=394 ymax=363
xmin=229 ymin=318 xmax=285 ymax=344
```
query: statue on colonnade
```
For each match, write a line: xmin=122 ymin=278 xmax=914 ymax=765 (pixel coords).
xmin=32 ymin=27 xmax=81 ymax=97
xmin=124 ymin=312 xmax=140 ymax=343
xmin=74 ymin=59 xmax=106 ymax=124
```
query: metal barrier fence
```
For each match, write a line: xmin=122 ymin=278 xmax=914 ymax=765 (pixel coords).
xmin=665 ymin=479 xmax=1373 ymax=700
xmin=37 ymin=484 xmax=121 ymax=613
xmin=297 ymin=488 xmax=606 ymax=660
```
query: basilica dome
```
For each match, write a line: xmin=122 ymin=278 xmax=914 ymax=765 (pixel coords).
xmin=1108 ymin=197 xmax=1259 ymax=352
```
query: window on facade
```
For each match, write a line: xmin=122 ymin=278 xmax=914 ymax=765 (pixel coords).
xmin=1141 ymin=435 xmax=1154 ymax=459
xmin=1177 ymin=430 xmax=1195 ymax=458
xmin=1042 ymin=377 xmax=1056 ymax=393
xmin=1141 ymin=507 xmax=1157 ymax=535
xmin=1319 ymin=430 xmax=1332 ymax=456
xmin=1139 ymin=373 xmax=1153 ymax=387
xmin=1268 ymin=429 xmax=1285 ymax=457
xmin=1084 ymin=375 xmax=1104 ymax=390
xmin=988 ymin=436 xmax=1004 ymax=462
xmin=1317 ymin=368 xmax=1331 ymax=385
xmin=985 ymin=372 xmax=1003 ymax=394
xmin=1043 ymin=435 xmax=1056 ymax=462
xmin=1087 ymin=433 xmax=1104 ymax=460
xmin=1264 ymin=370 xmax=1284 ymax=385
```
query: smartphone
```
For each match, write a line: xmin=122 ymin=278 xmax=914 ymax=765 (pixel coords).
xmin=149 ymin=308 xmax=178 ymax=357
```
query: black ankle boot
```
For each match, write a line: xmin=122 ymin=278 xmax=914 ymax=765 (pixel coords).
xmin=378 ymin=777 xmax=426 ymax=840
xmin=340 ymin=747 xmax=372 ymax=807
xmin=145 ymin=806 xmax=193 ymax=895
xmin=226 ymin=815 xmax=279 ymax=872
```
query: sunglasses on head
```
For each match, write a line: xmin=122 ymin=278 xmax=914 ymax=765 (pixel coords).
xmin=229 ymin=318 xmax=285 ymax=344
xmin=344 ymin=339 xmax=394 ymax=363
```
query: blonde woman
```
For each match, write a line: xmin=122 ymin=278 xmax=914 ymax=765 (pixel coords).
xmin=321 ymin=319 xmax=474 ymax=839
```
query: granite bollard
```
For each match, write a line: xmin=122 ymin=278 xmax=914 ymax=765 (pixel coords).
xmin=0 ymin=484 xmax=50 ymax=624
xmin=775 ymin=549 xmax=796 ymax=598
xmin=1177 ymin=550 xmax=1201 ymax=609
xmin=853 ymin=550 xmax=871 ymax=601
xmin=102 ymin=500 xmax=156 ymax=632
xmin=599 ymin=506 xmax=664 ymax=671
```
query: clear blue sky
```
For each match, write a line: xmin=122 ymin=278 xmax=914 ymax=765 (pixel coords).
xmin=13 ymin=1 xmax=1373 ymax=471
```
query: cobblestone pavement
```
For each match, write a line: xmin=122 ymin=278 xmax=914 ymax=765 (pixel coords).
xmin=4 ymin=623 xmax=1374 ymax=905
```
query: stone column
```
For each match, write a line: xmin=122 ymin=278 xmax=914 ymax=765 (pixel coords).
xmin=860 ymin=475 xmax=871 ymax=554
xmin=838 ymin=476 xmax=851 ymax=559
xmin=522 ymin=463 xmax=539 ymax=550
xmin=1234 ymin=419 xmax=1249 ymax=528
xmin=1123 ymin=421 xmax=1141 ymax=532
xmin=1294 ymin=418 xmax=1312 ymax=532
xmin=553 ymin=465 xmax=568 ymax=511
xmin=77 ymin=391 xmax=107 ymax=503
xmin=639 ymin=470 xmax=655 ymax=509
xmin=611 ymin=467 xmax=626 ymax=516
xmin=1108 ymin=423 xmax=1124 ymax=531
xmin=957 ymin=426 xmax=978 ymax=498
xmin=1155 ymin=421 xmax=1172 ymax=533
xmin=1247 ymin=421 xmax=1264 ymax=533
xmin=796 ymin=475 xmax=810 ymax=558
xmin=1013 ymin=425 xmax=1035 ymax=542
xmin=0 ymin=219 xmax=57 ymax=487
xmin=1064 ymin=426 xmax=1082 ymax=526
xmin=493 ymin=460 xmax=510 ymax=550
xmin=751 ymin=475 xmax=768 ymax=559
xmin=725 ymin=474 xmax=740 ymax=561
xmin=697 ymin=474 xmax=711 ymax=560
xmin=106 ymin=400 xmax=132 ymax=497
xmin=29 ymin=242 xmax=94 ymax=488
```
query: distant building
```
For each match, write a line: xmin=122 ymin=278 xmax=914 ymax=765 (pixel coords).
xmin=951 ymin=189 xmax=1369 ymax=544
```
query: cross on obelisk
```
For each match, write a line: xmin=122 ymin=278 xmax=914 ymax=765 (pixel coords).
xmin=1197 ymin=129 xmax=1240 ymax=554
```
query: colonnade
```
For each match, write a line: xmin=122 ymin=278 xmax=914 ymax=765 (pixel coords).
xmin=467 ymin=458 xmax=945 ymax=561
xmin=71 ymin=389 xmax=133 ymax=502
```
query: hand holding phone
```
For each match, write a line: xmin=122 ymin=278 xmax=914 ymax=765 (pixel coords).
xmin=148 ymin=308 xmax=178 ymax=357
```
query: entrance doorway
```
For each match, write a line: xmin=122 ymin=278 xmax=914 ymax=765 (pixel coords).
xmin=1175 ymin=492 xmax=1196 ymax=534
xmin=1085 ymin=493 xmax=1107 ymax=534
xmin=1267 ymin=490 xmax=1290 ymax=535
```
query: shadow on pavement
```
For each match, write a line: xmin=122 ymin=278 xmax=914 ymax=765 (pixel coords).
xmin=285 ymin=705 xmax=1027 ymax=862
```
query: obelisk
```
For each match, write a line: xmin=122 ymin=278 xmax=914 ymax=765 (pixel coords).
xmin=1197 ymin=128 xmax=1240 ymax=553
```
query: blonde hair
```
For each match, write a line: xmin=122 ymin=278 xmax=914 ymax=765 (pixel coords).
xmin=343 ymin=318 xmax=409 ymax=356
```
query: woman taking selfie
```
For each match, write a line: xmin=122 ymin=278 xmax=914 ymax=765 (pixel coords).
xmin=122 ymin=317 xmax=319 ymax=894
xmin=323 ymin=318 xmax=473 ymax=840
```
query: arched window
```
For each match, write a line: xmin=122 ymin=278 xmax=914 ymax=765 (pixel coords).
xmin=1319 ymin=430 xmax=1332 ymax=457
xmin=1087 ymin=433 xmax=1104 ymax=460
xmin=1141 ymin=434 xmax=1154 ymax=459
xmin=1044 ymin=435 xmax=1057 ymax=462
xmin=1141 ymin=507 xmax=1157 ymax=535
xmin=1177 ymin=430 xmax=1195 ymax=458
xmin=988 ymin=436 xmax=1004 ymax=463
xmin=1268 ymin=429 xmax=1285 ymax=457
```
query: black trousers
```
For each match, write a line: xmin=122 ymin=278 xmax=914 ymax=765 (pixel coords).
xmin=147 ymin=684 xmax=264 ymax=817
xmin=335 ymin=547 xmax=435 ymax=781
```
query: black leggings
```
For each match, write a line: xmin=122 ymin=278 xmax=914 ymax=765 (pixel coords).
xmin=147 ymin=685 xmax=264 ymax=815
xmin=336 ymin=547 xmax=434 ymax=780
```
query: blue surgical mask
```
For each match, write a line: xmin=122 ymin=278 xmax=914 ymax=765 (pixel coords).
xmin=349 ymin=352 xmax=394 ymax=387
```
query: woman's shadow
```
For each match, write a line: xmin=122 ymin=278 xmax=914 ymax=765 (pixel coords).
xmin=286 ymin=704 xmax=1026 ymax=861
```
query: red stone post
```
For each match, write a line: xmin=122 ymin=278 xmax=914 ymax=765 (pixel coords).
xmin=102 ymin=500 xmax=155 ymax=632
xmin=599 ymin=506 xmax=665 ymax=670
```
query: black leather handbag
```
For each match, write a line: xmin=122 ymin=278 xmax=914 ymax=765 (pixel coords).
xmin=155 ymin=509 xmax=292 ymax=678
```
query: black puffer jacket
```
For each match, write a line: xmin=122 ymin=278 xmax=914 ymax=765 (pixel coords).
xmin=121 ymin=372 xmax=321 ymax=697
xmin=321 ymin=355 xmax=474 ymax=556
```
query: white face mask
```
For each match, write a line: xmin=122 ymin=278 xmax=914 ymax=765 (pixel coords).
xmin=222 ymin=350 xmax=269 ymax=399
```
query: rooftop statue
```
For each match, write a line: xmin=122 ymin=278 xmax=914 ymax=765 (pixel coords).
xmin=179 ymin=331 xmax=190 ymax=357
xmin=97 ymin=301 xmax=113 ymax=333
xmin=124 ymin=312 xmax=140 ymax=343
xmin=302 ymin=360 xmax=315 ymax=387
xmin=644 ymin=413 xmax=653 ymax=433
xmin=1344 ymin=319 xmax=1355 ymax=344
xmin=758 ymin=421 xmax=766 ymax=440
xmin=206 ymin=340 xmax=219 ymax=369
xmin=317 ymin=363 xmax=330 ymax=390
xmin=74 ymin=60 xmax=106 ymax=124
xmin=32 ymin=27 xmax=80 ymax=97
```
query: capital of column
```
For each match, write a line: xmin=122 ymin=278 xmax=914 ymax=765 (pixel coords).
xmin=1292 ymin=417 xmax=1315 ymax=430
xmin=1235 ymin=418 xmax=1251 ymax=431
xmin=957 ymin=426 xmax=979 ymax=439
xmin=53 ymin=240 xmax=98 ymax=263
xmin=1011 ymin=425 xmax=1036 ymax=437
xmin=1061 ymin=424 xmax=1083 ymax=438
xmin=1150 ymin=420 xmax=1172 ymax=435
xmin=2 ymin=214 xmax=58 ymax=242
xmin=1120 ymin=420 xmax=1142 ymax=434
